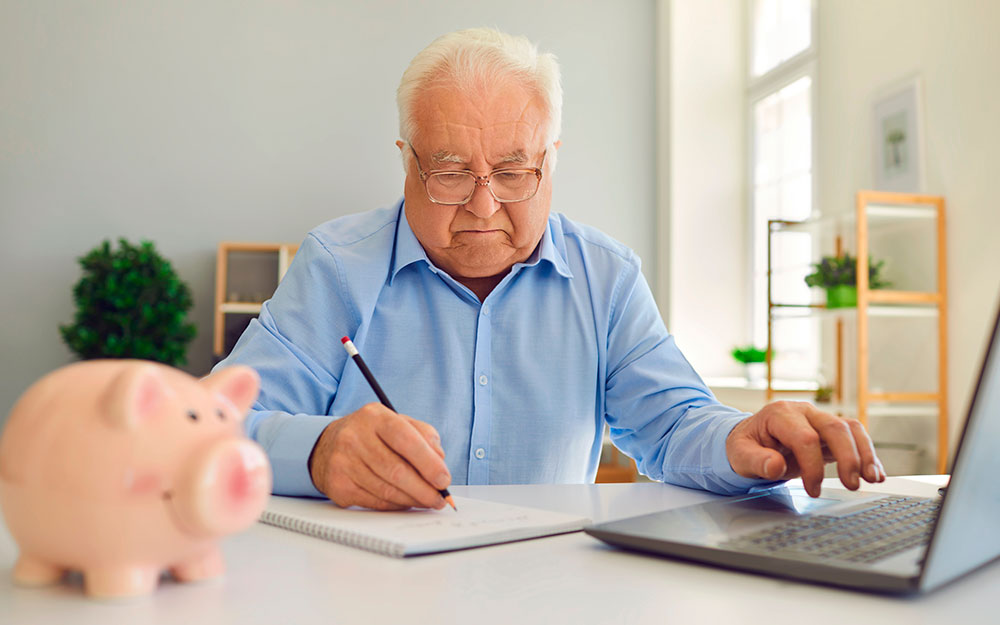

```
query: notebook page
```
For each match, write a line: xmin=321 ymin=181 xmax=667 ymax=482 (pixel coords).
xmin=261 ymin=495 xmax=590 ymax=557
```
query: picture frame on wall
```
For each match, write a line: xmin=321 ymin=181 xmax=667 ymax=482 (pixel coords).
xmin=872 ymin=75 xmax=926 ymax=193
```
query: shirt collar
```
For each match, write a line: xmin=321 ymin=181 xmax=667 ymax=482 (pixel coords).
xmin=389 ymin=199 xmax=574 ymax=284
xmin=389 ymin=200 xmax=432 ymax=283
xmin=514 ymin=217 xmax=574 ymax=278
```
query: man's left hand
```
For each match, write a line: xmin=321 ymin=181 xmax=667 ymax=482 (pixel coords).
xmin=726 ymin=401 xmax=886 ymax=497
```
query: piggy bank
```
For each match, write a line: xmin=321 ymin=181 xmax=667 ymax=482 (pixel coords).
xmin=0 ymin=360 xmax=272 ymax=598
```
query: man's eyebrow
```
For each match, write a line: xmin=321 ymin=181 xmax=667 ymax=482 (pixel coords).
xmin=429 ymin=149 xmax=529 ymax=166
xmin=496 ymin=150 xmax=528 ymax=165
xmin=431 ymin=150 xmax=466 ymax=165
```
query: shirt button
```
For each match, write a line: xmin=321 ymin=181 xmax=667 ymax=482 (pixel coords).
xmin=475 ymin=448 xmax=486 ymax=459
xmin=478 ymin=374 xmax=488 ymax=386
xmin=481 ymin=304 xmax=490 ymax=316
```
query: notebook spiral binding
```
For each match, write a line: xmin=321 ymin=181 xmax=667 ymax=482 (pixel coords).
xmin=259 ymin=509 xmax=406 ymax=558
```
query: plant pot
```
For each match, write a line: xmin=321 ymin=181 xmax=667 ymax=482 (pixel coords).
xmin=825 ymin=285 xmax=857 ymax=309
xmin=743 ymin=362 xmax=766 ymax=386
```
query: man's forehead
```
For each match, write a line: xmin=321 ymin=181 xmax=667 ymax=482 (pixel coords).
xmin=418 ymin=119 xmax=543 ymax=165
xmin=410 ymin=81 xmax=549 ymax=159
xmin=416 ymin=79 xmax=544 ymax=120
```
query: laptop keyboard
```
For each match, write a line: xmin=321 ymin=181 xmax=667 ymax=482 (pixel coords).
xmin=723 ymin=496 xmax=941 ymax=564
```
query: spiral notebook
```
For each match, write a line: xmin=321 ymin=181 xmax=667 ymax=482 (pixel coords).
xmin=260 ymin=495 xmax=590 ymax=558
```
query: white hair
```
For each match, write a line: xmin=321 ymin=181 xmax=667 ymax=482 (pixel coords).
xmin=397 ymin=28 xmax=563 ymax=167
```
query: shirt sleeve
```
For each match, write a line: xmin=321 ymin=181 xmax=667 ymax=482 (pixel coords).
xmin=602 ymin=256 xmax=784 ymax=495
xmin=213 ymin=233 xmax=356 ymax=498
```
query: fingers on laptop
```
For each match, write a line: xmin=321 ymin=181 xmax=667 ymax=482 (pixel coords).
xmin=757 ymin=401 xmax=886 ymax=497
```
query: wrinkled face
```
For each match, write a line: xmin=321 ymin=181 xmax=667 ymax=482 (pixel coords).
xmin=400 ymin=79 xmax=557 ymax=284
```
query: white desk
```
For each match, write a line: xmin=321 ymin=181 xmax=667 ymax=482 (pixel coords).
xmin=1 ymin=476 xmax=996 ymax=625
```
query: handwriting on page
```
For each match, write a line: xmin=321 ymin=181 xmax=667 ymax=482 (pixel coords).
xmin=393 ymin=513 xmax=532 ymax=530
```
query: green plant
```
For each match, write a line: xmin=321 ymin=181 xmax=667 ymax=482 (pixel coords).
xmin=60 ymin=238 xmax=197 ymax=365
xmin=814 ymin=385 xmax=834 ymax=403
xmin=803 ymin=253 xmax=890 ymax=289
xmin=731 ymin=345 xmax=767 ymax=364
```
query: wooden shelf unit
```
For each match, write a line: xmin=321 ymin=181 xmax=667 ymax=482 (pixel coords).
xmin=213 ymin=241 xmax=299 ymax=357
xmin=766 ymin=191 xmax=948 ymax=473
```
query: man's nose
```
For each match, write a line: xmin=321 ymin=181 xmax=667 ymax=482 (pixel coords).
xmin=463 ymin=180 xmax=501 ymax=219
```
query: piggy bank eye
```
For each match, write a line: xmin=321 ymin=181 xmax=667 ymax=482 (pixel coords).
xmin=187 ymin=410 xmax=199 ymax=422
xmin=216 ymin=409 xmax=226 ymax=421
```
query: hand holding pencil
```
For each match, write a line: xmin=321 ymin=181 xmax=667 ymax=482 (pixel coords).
xmin=306 ymin=338 xmax=456 ymax=512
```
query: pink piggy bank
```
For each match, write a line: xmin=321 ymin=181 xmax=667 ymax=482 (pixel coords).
xmin=0 ymin=360 xmax=272 ymax=598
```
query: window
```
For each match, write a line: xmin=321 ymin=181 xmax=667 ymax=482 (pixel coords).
xmin=748 ymin=0 xmax=817 ymax=380
xmin=751 ymin=0 xmax=813 ymax=77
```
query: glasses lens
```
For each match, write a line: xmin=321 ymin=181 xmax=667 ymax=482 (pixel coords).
xmin=490 ymin=171 xmax=539 ymax=202
xmin=427 ymin=172 xmax=475 ymax=204
xmin=424 ymin=169 xmax=541 ymax=204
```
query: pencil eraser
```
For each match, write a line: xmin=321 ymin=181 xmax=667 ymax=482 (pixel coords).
xmin=341 ymin=337 xmax=350 ymax=344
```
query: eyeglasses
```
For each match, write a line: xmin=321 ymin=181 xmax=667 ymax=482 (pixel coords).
xmin=408 ymin=145 xmax=546 ymax=205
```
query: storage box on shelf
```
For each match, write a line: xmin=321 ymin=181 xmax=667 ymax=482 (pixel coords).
xmin=213 ymin=242 xmax=299 ymax=358
xmin=767 ymin=191 xmax=947 ymax=473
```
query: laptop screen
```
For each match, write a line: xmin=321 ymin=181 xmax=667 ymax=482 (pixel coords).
xmin=921 ymin=301 xmax=1000 ymax=591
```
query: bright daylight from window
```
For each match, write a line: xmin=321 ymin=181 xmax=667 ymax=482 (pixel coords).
xmin=752 ymin=0 xmax=812 ymax=77
xmin=749 ymin=0 xmax=816 ymax=382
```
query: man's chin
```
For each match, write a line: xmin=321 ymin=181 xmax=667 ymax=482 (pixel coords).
xmin=446 ymin=254 xmax=519 ymax=281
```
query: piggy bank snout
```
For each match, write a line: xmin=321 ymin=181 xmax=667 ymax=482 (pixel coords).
xmin=172 ymin=439 xmax=271 ymax=537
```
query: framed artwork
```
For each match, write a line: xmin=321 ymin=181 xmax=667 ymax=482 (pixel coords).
xmin=872 ymin=76 xmax=925 ymax=193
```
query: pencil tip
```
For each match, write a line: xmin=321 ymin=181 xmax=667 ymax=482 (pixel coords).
xmin=445 ymin=495 xmax=457 ymax=511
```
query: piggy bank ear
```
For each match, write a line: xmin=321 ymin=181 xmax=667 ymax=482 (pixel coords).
xmin=201 ymin=366 xmax=260 ymax=422
xmin=102 ymin=364 xmax=171 ymax=430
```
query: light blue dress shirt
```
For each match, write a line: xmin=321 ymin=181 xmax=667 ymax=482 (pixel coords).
xmin=215 ymin=200 xmax=774 ymax=498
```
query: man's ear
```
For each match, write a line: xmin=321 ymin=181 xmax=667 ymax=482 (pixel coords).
xmin=396 ymin=140 xmax=412 ymax=174
xmin=201 ymin=366 xmax=260 ymax=422
xmin=102 ymin=364 xmax=171 ymax=430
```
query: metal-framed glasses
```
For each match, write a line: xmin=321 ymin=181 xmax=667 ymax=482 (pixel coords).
xmin=408 ymin=145 xmax=546 ymax=205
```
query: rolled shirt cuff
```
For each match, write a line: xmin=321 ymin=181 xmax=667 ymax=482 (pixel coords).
xmin=254 ymin=412 xmax=336 ymax=498
xmin=711 ymin=414 xmax=787 ymax=494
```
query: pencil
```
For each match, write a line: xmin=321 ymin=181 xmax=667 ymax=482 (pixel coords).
xmin=340 ymin=336 xmax=457 ymax=511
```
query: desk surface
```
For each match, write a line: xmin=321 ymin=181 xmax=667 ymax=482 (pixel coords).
xmin=2 ymin=476 xmax=996 ymax=625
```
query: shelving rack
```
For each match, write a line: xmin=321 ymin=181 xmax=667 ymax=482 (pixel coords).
xmin=212 ymin=241 xmax=298 ymax=357
xmin=766 ymin=191 xmax=947 ymax=473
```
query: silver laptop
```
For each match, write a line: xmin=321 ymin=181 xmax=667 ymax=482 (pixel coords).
xmin=585 ymin=300 xmax=1000 ymax=594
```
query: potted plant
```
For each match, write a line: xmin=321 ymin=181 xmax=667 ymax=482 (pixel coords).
xmin=814 ymin=385 xmax=834 ymax=404
xmin=731 ymin=345 xmax=768 ymax=384
xmin=60 ymin=238 xmax=197 ymax=366
xmin=803 ymin=252 xmax=890 ymax=308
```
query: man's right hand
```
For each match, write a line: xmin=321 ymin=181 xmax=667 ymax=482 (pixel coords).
xmin=308 ymin=403 xmax=451 ymax=510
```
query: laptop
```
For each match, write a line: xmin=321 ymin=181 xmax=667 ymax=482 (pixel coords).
xmin=585 ymin=300 xmax=1000 ymax=594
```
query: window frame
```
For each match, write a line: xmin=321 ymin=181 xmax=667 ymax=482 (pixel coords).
xmin=745 ymin=0 xmax=819 ymax=364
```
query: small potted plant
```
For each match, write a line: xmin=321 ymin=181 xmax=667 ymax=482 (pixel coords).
xmin=803 ymin=252 xmax=890 ymax=308
xmin=60 ymin=238 xmax=197 ymax=366
xmin=814 ymin=385 xmax=834 ymax=404
xmin=731 ymin=345 xmax=768 ymax=384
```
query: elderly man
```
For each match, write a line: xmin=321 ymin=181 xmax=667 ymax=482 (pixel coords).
xmin=216 ymin=28 xmax=884 ymax=511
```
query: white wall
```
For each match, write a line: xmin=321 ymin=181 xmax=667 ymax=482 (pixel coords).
xmin=663 ymin=0 xmax=747 ymax=377
xmin=0 ymin=1 xmax=656 ymax=417
xmin=818 ymin=0 xmax=1000 ymax=460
